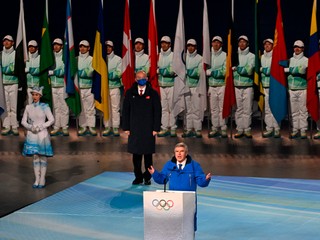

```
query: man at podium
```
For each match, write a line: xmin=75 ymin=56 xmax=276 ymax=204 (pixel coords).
xmin=148 ymin=142 xmax=212 ymax=231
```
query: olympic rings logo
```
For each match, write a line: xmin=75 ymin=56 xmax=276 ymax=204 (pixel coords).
xmin=152 ymin=199 xmax=174 ymax=211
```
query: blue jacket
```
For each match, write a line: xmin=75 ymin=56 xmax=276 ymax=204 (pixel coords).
xmin=152 ymin=155 xmax=210 ymax=191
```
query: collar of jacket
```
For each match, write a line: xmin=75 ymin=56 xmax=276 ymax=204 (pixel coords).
xmin=171 ymin=154 xmax=192 ymax=165
xmin=132 ymin=82 xmax=152 ymax=95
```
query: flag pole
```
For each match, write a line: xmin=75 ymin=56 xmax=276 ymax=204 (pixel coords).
xmin=230 ymin=0 xmax=234 ymax=139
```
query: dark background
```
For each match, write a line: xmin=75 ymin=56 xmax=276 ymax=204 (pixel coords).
xmin=0 ymin=0 xmax=315 ymax=57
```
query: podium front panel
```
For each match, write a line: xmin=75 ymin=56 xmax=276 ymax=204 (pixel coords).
xmin=143 ymin=190 xmax=195 ymax=240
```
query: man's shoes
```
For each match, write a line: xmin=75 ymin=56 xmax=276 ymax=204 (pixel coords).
xmin=89 ymin=127 xmax=97 ymax=136
xmin=195 ymin=130 xmax=202 ymax=138
xmin=12 ymin=128 xmax=19 ymax=136
xmin=1 ymin=128 xmax=10 ymax=136
xmin=113 ymin=128 xmax=120 ymax=137
xmin=50 ymin=128 xmax=61 ymax=136
xmin=313 ymin=131 xmax=320 ymax=139
xmin=274 ymin=129 xmax=281 ymax=138
xmin=221 ymin=130 xmax=228 ymax=138
xmin=234 ymin=131 xmax=244 ymax=138
xmin=263 ymin=130 xmax=273 ymax=138
xmin=290 ymin=131 xmax=299 ymax=139
xmin=157 ymin=129 xmax=170 ymax=137
xmin=102 ymin=127 xmax=112 ymax=136
xmin=208 ymin=130 xmax=219 ymax=138
xmin=78 ymin=127 xmax=86 ymax=136
xmin=132 ymin=178 xmax=143 ymax=185
xmin=62 ymin=128 xmax=69 ymax=136
xmin=170 ymin=129 xmax=177 ymax=137
xmin=144 ymin=179 xmax=151 ymax=185
xmin=300 ymin=131 xmax=307 ymax=139
xmin=244 ymin=130 xmax=252 ymax=139
xmin=182 ymin=130 xmax=194 ymax=138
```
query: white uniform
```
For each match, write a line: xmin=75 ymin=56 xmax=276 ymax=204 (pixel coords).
xmin=26 ymin=51 xmax=40 ymax=104
xmin=233 ymin=47 xmax=255 ymax=133
xmin=288 ymin=52 xmax=308 ymax=134
xmin=185 ymin=50 xmax=203 ymax=132
xmin=158 ymin=47 xmax=176 ymax=132
xmin=261 ymin=50 xmax=280 ymax=132
xmin=104 ymin=51 xmax=122 ymax=129
xmin=50 ymin=49 xmax=69 ymax=131
xmin=135 ymin=50 xmax=149 ymax=74
xmin=78 ymin=52 xmax=95 ymax=129
xmin=1 ymin=46 xmax=19 ymax=130
xmin=21 ymin=101 xmax=54 ymax=187
xmin=207 ymin=47 xmax=227 ymax=132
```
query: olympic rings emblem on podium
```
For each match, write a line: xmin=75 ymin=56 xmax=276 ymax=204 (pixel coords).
xmin=152 ymin=199 xmax=174 ymax=211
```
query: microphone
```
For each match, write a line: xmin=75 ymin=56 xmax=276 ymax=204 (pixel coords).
xmin=164 ymin=177 xmax=167 ymax=192
xmin=164 ymin=166 xmax=176 ymax=192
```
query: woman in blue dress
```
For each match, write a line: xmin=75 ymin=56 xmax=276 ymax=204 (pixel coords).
xmin=21 ymin=86 xmax=54 ymax=188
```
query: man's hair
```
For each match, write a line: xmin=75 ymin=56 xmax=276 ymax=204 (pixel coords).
xmin=174 ymin=142 xmax=188 ymax=153
xmin=135 ymin=70 xmax=147 ymax=79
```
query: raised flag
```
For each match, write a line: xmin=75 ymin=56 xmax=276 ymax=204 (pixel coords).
xmin=269 ymin=0 xmax=288 ymax=123
xmin=254 ymin=0 xmax=264 ymax=111
xmin=172 ymin=0 xmax=188 ymax=117
xmin=222 ymin=0 xmax=236 ymax=119
xmin=197 ymin=0 xmax=209 ymax=120
xmin=64 ymin=0 xmax=81 ymax=116
xmin=14 ymin=0 xmax=28 ymax=121
xmin=148 ymin=0 xmax=160 ymax=94
xmin=39 ymin=3 xmax=54 ymax=108
xmin=122 ymin=0 xmax=135 ymax=93
xmin=307 ymin=0 xmax=320 ymax=122
xmin=0 ymin=68 xmax=6 ymax=119
xmin=92 ymin=0 xmax=109 ymax=122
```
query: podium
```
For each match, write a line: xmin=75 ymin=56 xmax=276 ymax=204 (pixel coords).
xmin=143 ymin=190 xmax=196 ymax=240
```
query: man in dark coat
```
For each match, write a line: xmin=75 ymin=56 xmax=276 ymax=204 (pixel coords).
xmin=122 ymin=70 xmax=161 ymax=185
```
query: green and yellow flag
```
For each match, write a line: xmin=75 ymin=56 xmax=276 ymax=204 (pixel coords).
xmin=39 ymin=5 xmax=54 ymax=108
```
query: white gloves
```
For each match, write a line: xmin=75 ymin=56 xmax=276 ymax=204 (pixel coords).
xmin=206 ymin=70 xmax=211 ymax=76
xmin=48 ymin=70 xmax=54 ymax=76
xmin=31 ymin=126 xmax=39 ymax=133
xmin=30 ymin=125 xmax=44 ymax=133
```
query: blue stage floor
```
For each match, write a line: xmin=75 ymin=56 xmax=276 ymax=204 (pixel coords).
xmin=1 ymin=172 xmax=320 ymax=240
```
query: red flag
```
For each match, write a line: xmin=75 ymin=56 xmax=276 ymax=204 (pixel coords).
xmin=307 ymin=0 xmax=320 ymax=122
xmin=122 ymin=0 xmax=135 ymax=93
xmin=269 ymin=0 xmax=288 ymax=123
xmin=148 ymin=0 xmax=160 ymax=94
xmin=222 ymin=11 xmax=236 ymax=119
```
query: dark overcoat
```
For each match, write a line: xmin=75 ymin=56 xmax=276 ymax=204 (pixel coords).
xmin=122 ymin=82 xmax=161 ymax=154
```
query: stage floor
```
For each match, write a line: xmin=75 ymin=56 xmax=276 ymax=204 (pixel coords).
xmin=0 ymin=172 xmax=319 ymax=239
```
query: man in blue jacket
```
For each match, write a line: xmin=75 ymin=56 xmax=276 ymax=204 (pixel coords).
xmin=148 ymin=142 xmax=211 ymax=231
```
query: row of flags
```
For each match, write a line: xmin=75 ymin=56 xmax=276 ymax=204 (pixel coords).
xmin=1 ymin=0 xmax=320 ymax=125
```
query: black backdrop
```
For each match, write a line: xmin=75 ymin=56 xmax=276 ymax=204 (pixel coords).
xmin=0 ymin=0 xmax=316 ymax=57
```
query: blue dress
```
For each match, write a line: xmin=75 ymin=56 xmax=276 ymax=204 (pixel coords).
xmin=21 ymin=102 xmax=54 ymax=156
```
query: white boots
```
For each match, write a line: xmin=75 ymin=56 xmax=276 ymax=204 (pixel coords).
xmin=33 ymin=155 xmax=47 ymax=188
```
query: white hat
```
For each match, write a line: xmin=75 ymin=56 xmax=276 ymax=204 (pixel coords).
xmin=53 ymin=38 xmax=63 ymax=45
xmin=105 ymin=40 xmax=114 ymax=47
xmin=293 ymin=40 xmax=304 ymax=48
xmin=79 ymin=40 xmax=90 ymax=47
xmin=212 ymin=36 xmax=223 ymax=43
xmin=3 ymin=35 xmax=13 ymax=42
xmin=135 ymin=37 xmax=144 ymax=44
xmin=238 ymin=35 xmax=249 ymax=42
xmin=187 ymin=39 xmax=197 ymax=46
xmin=160 ymin=36 xmax=171 ymax=43
xmin=30 ymin=86 xmax=44 ymax=96
xmin=263 ymin=38 xmax=274 ymax=44
xmin=28 ymin=40 xmax=38 ymax=47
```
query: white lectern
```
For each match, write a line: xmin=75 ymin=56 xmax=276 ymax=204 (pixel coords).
xmin=143 ymin=190 xmax=196 ymax=240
